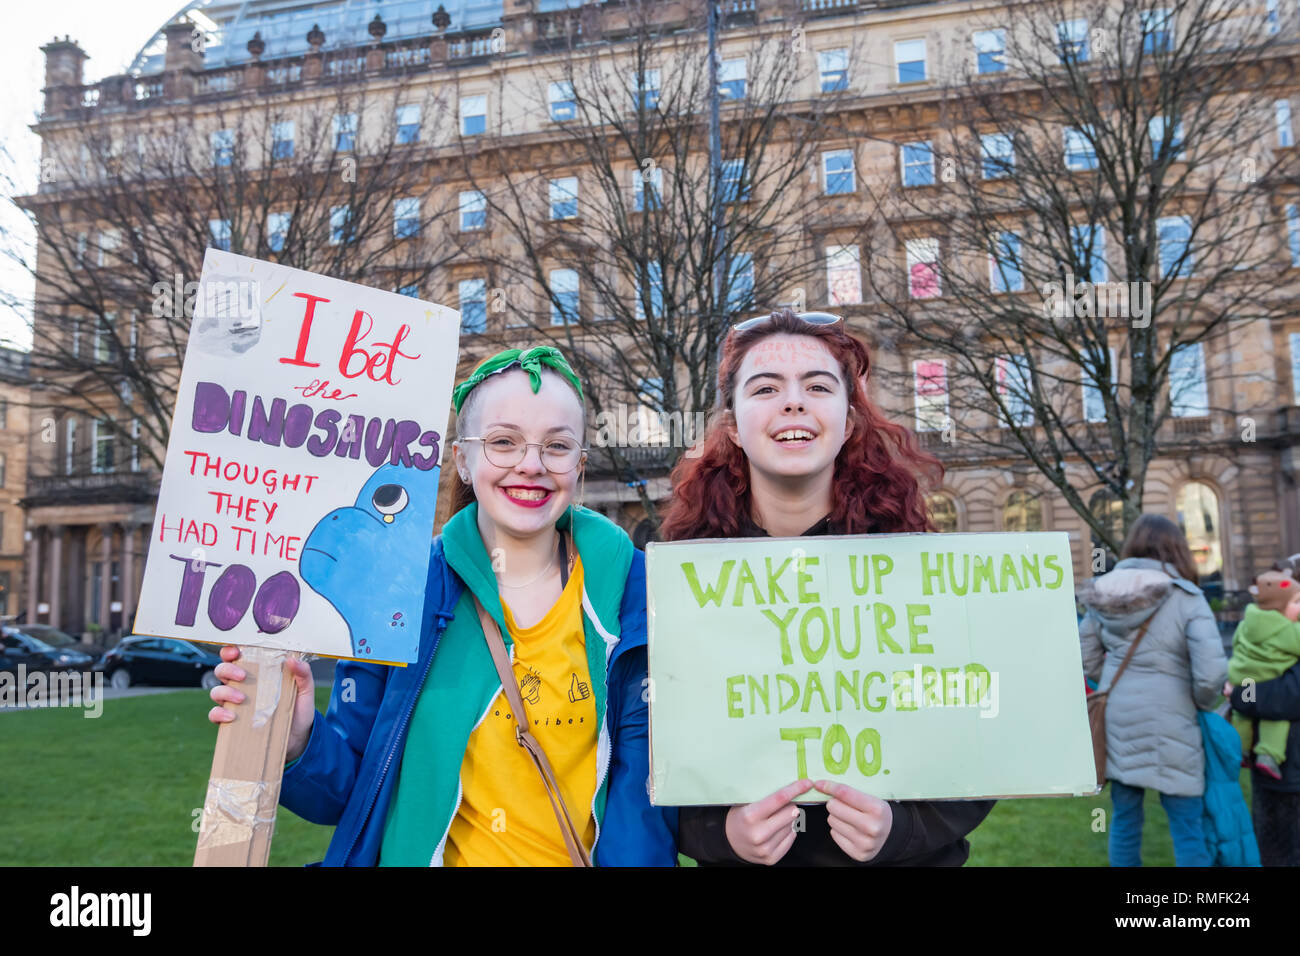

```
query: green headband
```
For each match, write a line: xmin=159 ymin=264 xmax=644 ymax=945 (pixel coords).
xmin=451 ymin=345 xmax=585 ymax=415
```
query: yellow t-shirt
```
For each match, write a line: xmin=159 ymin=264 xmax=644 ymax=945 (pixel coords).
xmin=444 ymin=555 xmax=598 ymax=866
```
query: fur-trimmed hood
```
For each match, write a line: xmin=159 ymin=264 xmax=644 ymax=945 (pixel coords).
xmin=1078 ymin=557 xmax=1200 ymax=632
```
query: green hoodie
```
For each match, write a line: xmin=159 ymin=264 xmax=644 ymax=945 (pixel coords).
xmin=378 ymin=502 xmax=633 ymax=866
xmin=1229 ymin=603 xmax=1300 ymax=685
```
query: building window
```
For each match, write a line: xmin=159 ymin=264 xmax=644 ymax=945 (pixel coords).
xmin=94 ymin=312 xmax=115 ymax=364
xmin=927 ymin=492 xmax=959 ymax=532
xmin=0 ymin=453 xmax=6 ymax=488
xmin=901 ymin=141 xmax=935 ymax=187
xmin=549 ymin=177 xmax=579 ymax=220
xmin=0 ymin=398 xmax=7 ymax=428
xmin=209 ymin=219 xmax=231 ymax=251
xmin=1064 ymin=126 xmax=1098 ymax=170
xmin=550 ymin=269 xmax=579 ymax=325
xmin=913 ymin=359 xmax=948 ymax=431
xmin=818 ymin=49 xmax=848 ymax=92
xmin=131 ymin=417 xmax=141 ymax=472
xmin=211 ymin=129 xmax=234 ymax=167
xmin=65 ymin=418 xmax=77 ymax=474
xmin=92 ymin=419 xmax=114 ymax=474
xmin=330 ymin=205 xmax=356 ymax=247
xmin=395 ymin=104 xmax=420 ymax=144
xmin=1089 ymin=489 xmax=1125 ymax=559
xmin=719 ymin=58 xmax=746 ymax=99
xmin=906 ymin=238 xmax=941 ymax=298
xmin=1149 ymin=116 xmax=1184 ymax=160
xmin=895 ymin=39 xmax=927 ymax=83
xmin=549 ymin=81 xmax=576 ymax=121
xmin=822 ymin=149 xmax=855 ymax=194
xmin=996 ymin=354 xmax=1034 ymax=426
xmin=1170 ymin=341 xmax=1209 ymax=417
xmin=1289 ymin=333 xmax=1300 ymax=403
xmin=1276 ymin=99 xmax=1294 ymax=148
xmin=973 ymin=29 xmax=1006 ymax=74
xmin=96 ymin=229 xmax=120 ymax=267
xmin=721 ymin=159 xmax=750 ymax=203
xmin=726 ymin=253 xmax=754 ymax=314
xmin=329 ymin=205 xmax=352 ymax=245
xmin=459 ymin=190 xmax=486 ymax=231
xmin=1268 ymin=0 xmax=1281 ymax=33
xmin=1083 ymin=347 xmax=1119 ymax=422
xmin=1071 ymin=223 xmax=1109 ymax=283
xmin=1288 ymin=204 xmax=1300 ymax=268
xmin=990 ymin=233 xmax=1024 ymax=293
xmin=460 ymin=94 xmax=487 ymax=136
xmin=633 ymin=165 xmax=662 ymax=211
xmin=394 ymin=197 xmax=420 ymax=238
xmin=1142 ymin=8 xmax=1174 ymax=54
xmin=267 ymin=211 xmax=291 ymax=253
xmin=459 ymin=279 xmax=487 ymax=333
xmin=826 ymin=245 xmax=862 ymax=306
xmin=1157 ymin=215 xmax=1193 ymax=277
xmin=632 ymin=68 xmax=660 ymax=110
xmin=272 ymin=120 xmax=295 ymax=159
xmin=1056 ymin=19 xmax=1089 ymax=62
xmin=1176 ymin=482 xmax=1222 ymax=582
xmin=1002 ymin=489 xmax=1044 ymax=532
xmin=396 ymin=284 xmax=419 ymax=298
xmin=636 ymin=261 xmax=666 ymax=321
xmin=980 ymin=132 xmax=1014 ymax=179
xmin=332 ymin=112 xmax=357 ymax=152
xmin=636 ymin=378 xmax=669 ymax=445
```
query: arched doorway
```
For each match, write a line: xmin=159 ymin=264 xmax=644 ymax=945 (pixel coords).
xmin=926 ymin=492 xmax=959 ymax=532
xmin=1176 ymin=481 xmax=1223 ymax=587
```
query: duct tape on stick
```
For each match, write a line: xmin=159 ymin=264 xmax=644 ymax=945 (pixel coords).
xmin=196 ymin=777 xmax=280 ymax=851
xmin=239 ymin=646 xmax=288 ymax=729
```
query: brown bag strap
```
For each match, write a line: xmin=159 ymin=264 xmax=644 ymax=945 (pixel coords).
xmin=1099 ymin=618 xmax=1153 ymax=697
xmin=473 ymin=594 xmax=592 ymax=868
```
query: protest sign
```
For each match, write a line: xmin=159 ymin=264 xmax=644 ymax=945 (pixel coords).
xmin=646 ymin=532 xmax=1096 ymax=805
xmin=134 ymin=249 xmax=460 ymax=665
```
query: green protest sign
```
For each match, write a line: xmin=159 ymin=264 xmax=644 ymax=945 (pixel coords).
xmin=646 ymin=532 xmax=1096 ymax=805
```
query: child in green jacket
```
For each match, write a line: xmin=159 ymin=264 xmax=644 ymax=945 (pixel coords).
xmin=1228 ymin=566 xmax=1300 ymax=780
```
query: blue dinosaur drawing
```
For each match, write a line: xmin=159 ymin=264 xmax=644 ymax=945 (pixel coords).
xmin=299 ymin=461 xmax=440 ymax=661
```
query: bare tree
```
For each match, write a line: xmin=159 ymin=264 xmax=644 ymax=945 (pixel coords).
xmin=857 ymin=0 xmax=1297 ymax=557
xmin=5 ymin=80 xmax=457 ymax=473
xmin=448 ymin=0 xmax=866 ymax=527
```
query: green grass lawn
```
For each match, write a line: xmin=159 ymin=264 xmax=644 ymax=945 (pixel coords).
xmin=0 ymin=688 xmax=1252 ymax=866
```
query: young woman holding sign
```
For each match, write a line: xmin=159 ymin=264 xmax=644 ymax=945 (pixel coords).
xmin=660 ymin=309 xmax=995 ymax=866
xmin=209 ymin=346 xmax=677 ymax=866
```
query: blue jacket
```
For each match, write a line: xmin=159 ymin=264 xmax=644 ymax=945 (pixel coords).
xmin=1196 ymin=709 xmax=1261 ymax=867
xmin=279 ymin=537 xmax=678 ymax=865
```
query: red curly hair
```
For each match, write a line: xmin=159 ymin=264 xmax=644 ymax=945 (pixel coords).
xmin=659 ymin=310 xmax=942 ymax=540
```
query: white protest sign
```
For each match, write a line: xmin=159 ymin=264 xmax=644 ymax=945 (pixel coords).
xmin=134 ymin=250 xmax=460 ymax=664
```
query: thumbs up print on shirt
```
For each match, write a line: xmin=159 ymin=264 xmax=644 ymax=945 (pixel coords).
xmin=568 ymin=672 xmax=591 ymax=703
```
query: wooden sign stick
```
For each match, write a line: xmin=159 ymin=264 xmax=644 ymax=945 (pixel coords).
xmin=194 ymin=646 xmax=299 ymax=867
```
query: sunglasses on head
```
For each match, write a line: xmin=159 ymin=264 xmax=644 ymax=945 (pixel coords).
xmin=731 ymin=311 xmax=845 ymax=333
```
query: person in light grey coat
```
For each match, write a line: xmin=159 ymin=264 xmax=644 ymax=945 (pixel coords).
xmin=1078 ymin=514 xmax=1229 ymax=866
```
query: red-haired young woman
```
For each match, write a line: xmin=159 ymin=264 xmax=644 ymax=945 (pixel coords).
xmin=659 ymin=309 xmax=995 ymax=866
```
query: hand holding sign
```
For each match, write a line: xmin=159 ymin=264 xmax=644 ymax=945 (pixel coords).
xmin=816 ymin=780 xmax=893 ymax=862
xmin=724 ymin=778 xmax=811 ymax=865
xmin=208 ymin=646 xmax=316 ymax=763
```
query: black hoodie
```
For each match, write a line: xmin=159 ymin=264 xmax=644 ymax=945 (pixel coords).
xmin=676 ymin=513 xmax=996 ymax=867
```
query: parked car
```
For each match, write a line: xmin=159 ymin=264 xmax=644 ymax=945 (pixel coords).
xmin=0 ymin=626 xmax=95 ymax=672
xmin=93 ymin=636 xmax=223 ymax=690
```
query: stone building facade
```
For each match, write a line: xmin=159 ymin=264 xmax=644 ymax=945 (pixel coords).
xmin=23 ymin=0 xmax=1300 ymax=637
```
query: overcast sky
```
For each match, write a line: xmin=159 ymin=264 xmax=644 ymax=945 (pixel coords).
xmin=2 ymin=2 xmax=183 ymax=349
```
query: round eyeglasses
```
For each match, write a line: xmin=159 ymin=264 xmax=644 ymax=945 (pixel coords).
xmin=459 ymin=431 xmax=587 ymax=473
xmin=732 ymin=311 xmax=845 ymax=333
